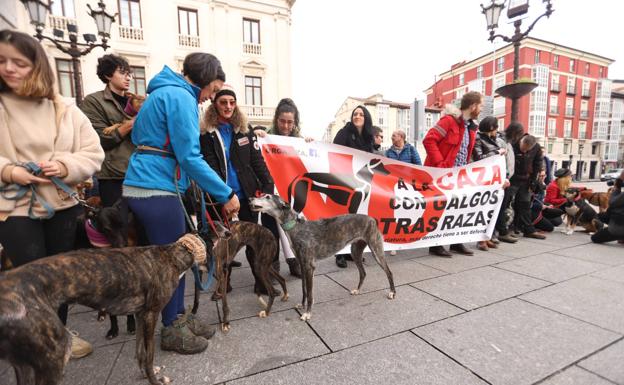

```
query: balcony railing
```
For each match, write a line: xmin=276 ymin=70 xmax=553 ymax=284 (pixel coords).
xmin=242 ymin=42 xmax=262 ymax=55
xmin=48 ymin=14 xmax=76 ymax=31
xmin=580 ymin=110 xmax=589 ymax=118
xmin=582 ymin=89 xmax=591 ymax=98
xmin=240 ymin=105 xmax=275 ymax=121
xmin=567 ymin=86 xmax=576 ymax=95
xmin=551 ymin=82 xmax=561 ymax=92
xmin=549 ymin=107 xmax=559 ymax=115
xmin=565 ymin=108 xmax=575 ymax=116
xmin=118 ymin=25 xmax=143 ymax=41
xmin=178 ymin=34 xmax=200 ymax=48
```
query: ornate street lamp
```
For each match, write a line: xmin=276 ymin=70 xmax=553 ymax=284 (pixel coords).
xmin=19 ymin=0 xmax=117 ymax=105
xmin=481 ymin=0 xmax=554 ymax=122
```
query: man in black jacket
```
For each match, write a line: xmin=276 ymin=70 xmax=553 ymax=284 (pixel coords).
xmin=507 ymin=130 xmax=546 ymax=239
xmin=199 ymin=85 xmax=279 ymax=294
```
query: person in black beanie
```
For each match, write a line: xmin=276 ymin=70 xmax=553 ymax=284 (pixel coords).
xmin=332 ymin=105 xmax=374 ymax=267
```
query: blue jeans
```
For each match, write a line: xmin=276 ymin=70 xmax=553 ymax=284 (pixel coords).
xmin=126 ymin=195 xmax=187 ymax=327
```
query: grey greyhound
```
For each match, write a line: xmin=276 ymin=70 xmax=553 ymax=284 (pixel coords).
xmin=249 ymin=194 xmax=396 ymax=321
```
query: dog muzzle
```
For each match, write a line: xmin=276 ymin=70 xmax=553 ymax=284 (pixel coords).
xmin=176 ymin=233 xmax=207 ymax=264
xmin=85 ymin=219 xmax=111 ymax=248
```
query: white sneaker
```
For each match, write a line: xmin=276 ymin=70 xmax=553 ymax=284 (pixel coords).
xmin=390 ymin=250 xmax=397 ymax=256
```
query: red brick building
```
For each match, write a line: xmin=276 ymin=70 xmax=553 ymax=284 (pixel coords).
xmin=424 ymin=37 xmax=616 ymax=180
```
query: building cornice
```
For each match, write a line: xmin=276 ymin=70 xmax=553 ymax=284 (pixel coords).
xmin=429 ymin=37 xmax=614 ymax=91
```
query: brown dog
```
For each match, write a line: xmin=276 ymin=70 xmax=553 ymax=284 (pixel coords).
xmin=0 ymin=231 xmax=228 ymax=385
xmin=580 ymin=189 xmax=612 ymax=213
xmin=102 ymin=92 xmax=146 ymax=136
xmin=194 ymin=220 xmax=288 ymax=332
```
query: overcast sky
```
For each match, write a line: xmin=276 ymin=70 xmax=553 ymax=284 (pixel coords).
xmin=290 ymin=0 xmax=624 ymax=138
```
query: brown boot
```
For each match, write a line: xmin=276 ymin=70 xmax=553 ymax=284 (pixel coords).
xmin=486 ymin=240 xmax=498 ymax=249
xmin=181 ymin=310 xmax=215 ymax=340
xmin=477 ymin=241 xmax=489 ymax=251
xmin=160 ymin=318 xmax=208 ymax=355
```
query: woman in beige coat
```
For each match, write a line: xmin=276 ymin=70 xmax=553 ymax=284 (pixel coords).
xmin=0 ymin=30 xmax=104 ymax=358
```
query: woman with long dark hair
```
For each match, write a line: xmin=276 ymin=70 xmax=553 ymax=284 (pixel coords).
xmin=332 ymin=105 xmax=374 ymax=267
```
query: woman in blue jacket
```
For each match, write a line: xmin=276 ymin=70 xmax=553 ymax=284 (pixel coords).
xmin=123 ymin=53 xmax=239 ymax=355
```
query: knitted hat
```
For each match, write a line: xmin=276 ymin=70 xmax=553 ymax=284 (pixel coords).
xmin=554 ymin=168 xmax=571 ymax=178
xmin=214 ymin=84 xmax=236 ymax=102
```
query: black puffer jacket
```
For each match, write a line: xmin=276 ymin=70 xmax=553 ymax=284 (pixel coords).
xmin=472 ymin=132 xmax=503 ymax=160
xmin=200 ymin=124 xmax=274 ymax=200
xmin=510 ymin=134 xmax=544 ymax=184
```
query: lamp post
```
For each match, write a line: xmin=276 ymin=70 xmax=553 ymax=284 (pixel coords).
xmin=578 ymin=142 xmax=585 ymax=181
xmin=20 ymin=0 xmax=116 ymax=106
xmin=481 ymin=0 xmax=554 ymax=123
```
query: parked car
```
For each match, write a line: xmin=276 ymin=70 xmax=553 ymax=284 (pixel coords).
xmin=601 ymin=168 xmax=624 ymax=181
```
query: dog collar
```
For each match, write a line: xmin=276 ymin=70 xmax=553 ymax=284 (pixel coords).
xmin=281 ymin=219 xmax=297 ymax=231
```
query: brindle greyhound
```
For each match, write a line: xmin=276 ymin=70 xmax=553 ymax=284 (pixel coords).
xmin=0 ymin=230 xmax=229 ymax=385
xmin=249 ymin=194 xmax=395 ymax=321
xmin=195 ymin=220 xmax=288 ymax=332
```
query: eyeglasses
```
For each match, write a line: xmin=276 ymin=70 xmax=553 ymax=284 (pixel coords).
xmin=218 ymin=99 xmax=236 ymax=106
xmin=278 ymin=118 xmax=295 ymax=126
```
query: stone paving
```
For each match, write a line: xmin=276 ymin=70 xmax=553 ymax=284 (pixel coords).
xmin=1 ymin=230 xmax=623 ymax=385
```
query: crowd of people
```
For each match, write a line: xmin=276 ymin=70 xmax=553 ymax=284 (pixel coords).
xmin=1 ymin=30 xmax=623 ymax=363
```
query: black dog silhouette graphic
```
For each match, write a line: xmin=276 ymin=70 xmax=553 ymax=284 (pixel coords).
xmin=287 ymin=159 xmax=390 ymax=214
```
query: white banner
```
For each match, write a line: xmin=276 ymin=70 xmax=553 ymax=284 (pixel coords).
xmin=259 ymin=135 xmax=506 ymax=250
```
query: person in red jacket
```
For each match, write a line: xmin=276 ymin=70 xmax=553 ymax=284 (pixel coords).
xmin=545 ymin=168 xmax=572 ymax=208
xmin=423 ymin=91 xmax=482 ymax=257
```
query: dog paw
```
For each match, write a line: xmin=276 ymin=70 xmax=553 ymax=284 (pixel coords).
xmin=300 ymin=312 xmax=311 ymax=321
xmin=256 ymin=296 xmax=268 ymax=310
xmin=258 ymin=310 xmax=267 ymax=318
xmin=158 ymin=375 xmax=171 ymax=385
xmin=152 ymin=366 xmax=165 ymax=375
xmin=222 ymin=324 xmax=230 ymax=333
xmin=387 ymin=292 xmax=396 ymax=300
xmin=281 ymin=293 xmax=289 ymax=302
xmin=350 ymin=289 xmax=360 ymax=295
xmin=105 ymin=330 xmax=118 ymax=340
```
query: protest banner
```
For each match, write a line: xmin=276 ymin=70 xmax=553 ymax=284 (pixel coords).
xmin=259 ymin=135 xmax=506 ymax=250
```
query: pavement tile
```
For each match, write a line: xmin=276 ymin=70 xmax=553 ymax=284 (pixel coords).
xmin=190 ymin=274 xmax=351 ymax=325
xmin=591 ymin=264 xmax=624 ymax=284
xmin=106 ymin=310 xmax=328 ymax=385
xmin=305 ymin=285 xmax=463 ymax=351
xmin=550 ymin=243 xmax=624 ymax=266
xmin=67 ymin=309 xmax=139 ymax=349
xmin=495 ymin=253 xmax=608 ymax=283
xmin=539 ymin=366 xmax=615 ymax=385
xmin=412 ymin=266 xmax=550 ymax=310
xmin=578 ymin=338 xmax=624 ymax=384
xmin=227 ymin=332 xmax=486 ymax=385
xmin=523 ymin=230 xmax=593 ymax=248
xmin=326 ymin=259 xmax=446 ymax=294
xmin=489 ymin=238 xmax=563 ymax=258
xmin=414 ymin=299 xmax=620 ymax=385
xmin=412 ymin=249 xmax=513 ymax=274
xmin=521 ymin=276 xmax=624 ymax=333
xmin=3 ymin=343 xmax=122 ymax=385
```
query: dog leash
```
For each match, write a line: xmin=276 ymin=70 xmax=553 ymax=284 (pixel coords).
xmin=134 ymin=145 xmax=220 ymax=292
xmin=0 ymin=161 xmax=96 ymax=219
